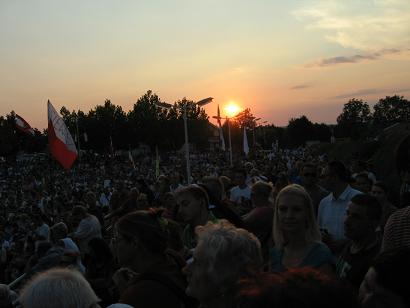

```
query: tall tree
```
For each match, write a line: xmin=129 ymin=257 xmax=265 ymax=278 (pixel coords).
xmin=336 ymin=98 xmax=371 ymax=139
xmin=286 ymin=115 xmax=315 ymax=147
xmin=373 ymin=95 xmax=410 ymax=128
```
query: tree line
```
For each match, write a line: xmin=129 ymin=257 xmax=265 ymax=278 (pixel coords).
xmin=0 ymin=91 xmax=408 ymax=157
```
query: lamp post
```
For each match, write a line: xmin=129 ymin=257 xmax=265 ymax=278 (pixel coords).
xmin=156 ymin=97 xmax=213 ymax=184
xmin=227 ymin=117 xmax=233 ymax=166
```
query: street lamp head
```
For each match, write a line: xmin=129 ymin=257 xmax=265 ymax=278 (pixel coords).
xmin=196 ymin=97 xmax=213 ymax=106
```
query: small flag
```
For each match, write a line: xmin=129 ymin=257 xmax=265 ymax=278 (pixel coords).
xmin=47 ymin=100 xmax=78 ymax=169
xmin=15 ymin=114 xmax=35 ymax=136
xmin=217 ymin=105 xmax=226 ymax=151
xmin=243 ymin=126 xmax=249 ymax=156
xmin=128 ymin=150 xmax=136 ymax=169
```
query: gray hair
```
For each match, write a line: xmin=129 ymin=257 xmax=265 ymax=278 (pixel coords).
xmin=19 ymin=268 xmax=99 ymax=308
xmin=195 ymin=220 xmax=262 ymax=288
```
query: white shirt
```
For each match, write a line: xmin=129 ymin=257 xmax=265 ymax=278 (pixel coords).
xmin=73 ymin=215 xmax=102 ymax=254
xmin=230 ymin=185 xmax=251 ymax=204
xmin=317 ymin=185 xmax=361 ymax=241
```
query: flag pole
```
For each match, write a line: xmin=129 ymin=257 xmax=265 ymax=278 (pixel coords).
xmin=228 ymin=116 xmax=233 ymax=166
xmin=76 ymin=112 xmax=81 ymax=161
xmin=183 ymin=104 xmax=191 ymax=184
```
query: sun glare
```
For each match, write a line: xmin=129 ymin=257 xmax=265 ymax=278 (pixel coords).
xmin=224 ymin=103 xmax=241 ymax=117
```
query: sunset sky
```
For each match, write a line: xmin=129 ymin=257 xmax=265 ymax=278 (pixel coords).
xmin=1 ymin=0 xmax=409 ymax=130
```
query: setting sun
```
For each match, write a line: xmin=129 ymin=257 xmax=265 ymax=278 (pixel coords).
xmin=224 ymin=103 xmax=242 ymax=117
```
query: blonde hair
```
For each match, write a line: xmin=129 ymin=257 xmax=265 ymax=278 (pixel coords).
xmin=273 ymin=184 xmax=321 ymax=248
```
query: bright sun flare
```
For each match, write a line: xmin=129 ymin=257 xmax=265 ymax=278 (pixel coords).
xmin=224 ymin=103 xmax=241 ymax=117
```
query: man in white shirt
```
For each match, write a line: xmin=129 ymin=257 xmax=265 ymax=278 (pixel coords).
xmin=318 ymin=161 xmax=361 ymax=254
xmin=69 ymin=206 xmax=102 ymax=256
xmin=230 ymin=169 xmax=251 ymax=214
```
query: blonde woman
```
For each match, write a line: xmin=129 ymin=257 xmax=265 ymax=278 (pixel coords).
xmin=271 ymin=184 xmax=334 ymax=274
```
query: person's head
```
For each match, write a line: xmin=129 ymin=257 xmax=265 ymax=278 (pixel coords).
xmin=219 ymin=175 xmax=232 ymax=194
xmin=352 ymin=160 xmax=367 ymax=173
xmin=113 ymin=208 xmax=169 ymax=271
xmin=83 ymin=191 xmax=96 ymax=207
xmin=275 ymin=172 xmax=289 ymax=190
xmin=273 ymin=184 xmax=321 ymax=247
xmin=201 ymin=176 xmax=225 ymax=202
xmin=234 ymin=169 xmax=247 ymax=186
xmin=157 ymin=175 xmax=170 ymax=193
xmin=344 ymin=194 xmax=382 ymax=241
xmin=300 ymin=163 xmax=319 ymax=188
xmin=359 ymin=249 xmax=410 ymax=308
xmin=71 ymin=206 xmax=88 ymax=224
xmin=354 ymin=173 xmax=373 ymax=193
xmin=50 ymin=222 xmax=68 ymax=242
xmin=251 ymin=181 xmax=273 ymax=207
xmin=244 ymin=162 xmax=254 ymax=174
xmin=170 ymin=171 xmax=182 ymax=185
xmin=184 ymin=220 xmax=262 ymax=305
xmin=236 ymin=268 xmax=358 ymax=308
xmin=19 ymin=268 xmax=100 ymax=308
xmin=175 ymin=185 xmax=209 ymax=225
xmin=322 ymin=161 xmax=351 ymax=191
xmin=371 ymin=182 xmax=389 ymax=204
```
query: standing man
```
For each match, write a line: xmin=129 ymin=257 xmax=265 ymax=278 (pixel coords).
xmin=69 ymin=206 xmax=102 ymax=256
xmin=229 ymin=169 xmax=252 ymax=215
xmin=300 ymin=163 xmax=329 ymax=214
xmin=318 ymin=161 xmax=361 ymax=254
xmin=336 ymin=194 xmax=382 ymax=288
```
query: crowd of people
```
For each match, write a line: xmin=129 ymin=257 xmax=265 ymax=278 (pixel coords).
xmin=0 ymin=147 xmax=409 ymax=308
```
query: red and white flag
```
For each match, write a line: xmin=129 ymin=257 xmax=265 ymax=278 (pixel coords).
xmin=15 ymin=114 xmax=35 ymax=136
xmin=47 ymin=100 xmax=77 ymax=169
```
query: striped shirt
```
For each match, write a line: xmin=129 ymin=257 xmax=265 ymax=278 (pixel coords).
xmin=382 ymin=206 xmax=410 ymax=252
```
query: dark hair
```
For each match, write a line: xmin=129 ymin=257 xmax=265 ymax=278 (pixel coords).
xmin=328 ymin=161 xmax=351 ymax=182
xmin=175 ymin=185 xmax=210 ymax=208
xmin=371 ymin=248 xmax=410 ymax=307
xmin=72 ymin=206 xmax=87 ymax=216
xmin=115 ymin=208 xmax=169 ymax=254
xmin=350 ymin=194 xmax=382 ymax=221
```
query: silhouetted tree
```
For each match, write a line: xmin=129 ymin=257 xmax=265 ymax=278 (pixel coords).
xmin=373 ymin=95 xmax=410 ymax=128
xmin=286 ymin=115 xmax=315 ymax=147
xmin=336 ymin=98 xmax=371 ymax=139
